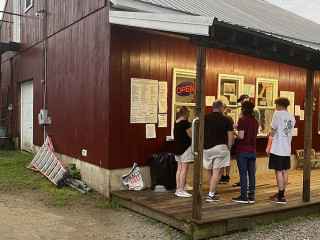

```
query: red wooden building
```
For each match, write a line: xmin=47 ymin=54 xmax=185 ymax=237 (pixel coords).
xmin=0 ymin=0 xmax=320 ymax=197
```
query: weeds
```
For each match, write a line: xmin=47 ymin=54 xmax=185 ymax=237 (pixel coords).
xmin=0 ymin=150 xmax=85 ymax=206
xmin=95 ymin=201 xmax=123 ymax=210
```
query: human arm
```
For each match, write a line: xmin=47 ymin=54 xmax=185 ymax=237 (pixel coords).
xmin=186 ymin=128 xmax=192 ymax=138
xmin=266 ymin=128 xmax=276 ymax=156
xmin=234 ymin=117 xmax=244 ymax=139
xmin=234 ymin=130 xmax=244 ymax=139
xmin=227 ymin=131 xmax=234 ymax=151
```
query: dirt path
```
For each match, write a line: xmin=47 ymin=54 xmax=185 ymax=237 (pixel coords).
xmin=0 ymin=189 xmax=178 ymax=240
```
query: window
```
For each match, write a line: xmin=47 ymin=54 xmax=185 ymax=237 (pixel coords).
xmin=25 ymin=0 xmax=32 ymax=12
xmin=170 ymin=68 xmax=196 ymax=137
xmin=255 ymin=78 xmax=278 ymax=136
xmin=217 ymin=74 xmax=244 ymax=124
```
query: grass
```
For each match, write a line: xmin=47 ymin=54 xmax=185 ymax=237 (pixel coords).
xmin=0 ymin=150 xmax=91 ymax=206
xmin=95 ymin=201 xmax=124 ymax=210
xmin=0 ymin=150 xmax=193 ymax=239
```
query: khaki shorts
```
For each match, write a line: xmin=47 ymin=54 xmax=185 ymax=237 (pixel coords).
xmin=175 ymin=146 xmax=194 ymax=163
xmin=203 ymin=144 xmax=230 ymax=169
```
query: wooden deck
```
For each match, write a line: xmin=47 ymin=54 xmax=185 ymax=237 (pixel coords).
xmin=111 ymin=168 xmax=320 ymax=239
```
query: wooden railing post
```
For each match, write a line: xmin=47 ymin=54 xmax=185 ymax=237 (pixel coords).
xmin=303 ymin=69 xmax=314 ymax=202
xmin=192 ymin=45 xmax=206 ymax=220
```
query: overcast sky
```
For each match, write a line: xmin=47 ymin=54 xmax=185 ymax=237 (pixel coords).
xmin=267 ymin=0 xmax=320 ymax=24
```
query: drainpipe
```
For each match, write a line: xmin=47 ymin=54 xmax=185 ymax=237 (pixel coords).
xmin=37 ymin=0 xmax=48 ymax=141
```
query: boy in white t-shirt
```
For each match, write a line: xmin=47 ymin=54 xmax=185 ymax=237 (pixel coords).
xmin=266 ymin=97 xmax=295 ymax=204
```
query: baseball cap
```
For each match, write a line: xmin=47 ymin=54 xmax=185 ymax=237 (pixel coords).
xmin=237 ymin=94 xmax=249 ymax=103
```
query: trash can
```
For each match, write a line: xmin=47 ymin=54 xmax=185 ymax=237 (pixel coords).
xmin=149 ymin=153 xmax=177 ymax=190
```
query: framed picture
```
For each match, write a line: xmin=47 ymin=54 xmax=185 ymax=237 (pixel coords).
xmin=256 ymin=78 xmax=278 ymax=108
xmin=218 ymin=74 xmax=244 ymax=124
xmin=255 ymin=78 xmax=278 ymax=136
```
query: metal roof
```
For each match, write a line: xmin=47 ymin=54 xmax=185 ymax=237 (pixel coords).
xmin=111 ymin=0 xmax=320 ymax=51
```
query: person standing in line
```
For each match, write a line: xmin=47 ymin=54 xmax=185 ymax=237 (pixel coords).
xmin=233 ymin=94 xmax=260 ymax=187
xmin=219 ymin=103 xmax=235 ymax=184
xmin=174 ymin=106 xmax=193 ymax=198
xmin=266 ymin=97 xmax=295 ymax=204
xmin=232 ymin=101 xmax=259 ymax=204
xmin=203 ymin=100 xmax=234 ymax=202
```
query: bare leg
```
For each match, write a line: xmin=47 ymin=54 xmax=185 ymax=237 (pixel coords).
xmin=225 ymin=166 xmax=230 ymax=176
xmin=209 ymin=168 xmax=221 ymax=192
xmin=282 ymin=170 xmax=288 ymax=190
xmin=176 ymin=162 xmax=182 ymax=190
xmin=275 ymin=170 xmax=284 ymax=190
xmin=178 ymin=162 xmax=190 ymax=191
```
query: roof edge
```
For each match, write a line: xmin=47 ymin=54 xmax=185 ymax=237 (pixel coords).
xmin=109 ymin=11 xmax=213 ymax=36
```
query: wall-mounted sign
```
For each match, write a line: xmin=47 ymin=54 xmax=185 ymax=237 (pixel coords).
xmin=176 ymin=82 xmax=195 ymax=96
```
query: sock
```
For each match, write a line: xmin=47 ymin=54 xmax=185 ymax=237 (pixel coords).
xmin=209 ymin=191 xmax=214 ymax=197
xmin=278 ymin=190 xmax=285 ymax=198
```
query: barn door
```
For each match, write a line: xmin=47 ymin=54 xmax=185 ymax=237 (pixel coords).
xmin=21 ymin=81 xmax=33 ymax=152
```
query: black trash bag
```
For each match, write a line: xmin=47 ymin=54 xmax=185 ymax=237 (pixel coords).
xmin=149 ymin=153 xmax=177 ymax=190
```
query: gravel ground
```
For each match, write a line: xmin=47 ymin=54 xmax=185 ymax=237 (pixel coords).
xmin=1 ymin=188 xmax=320 ymax=240
xmin=214 ymin=217 xmax=320 ymax=240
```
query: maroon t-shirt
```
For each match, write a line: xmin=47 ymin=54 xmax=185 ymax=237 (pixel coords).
xmin=236 ymin=116 xmax=259 ymax=153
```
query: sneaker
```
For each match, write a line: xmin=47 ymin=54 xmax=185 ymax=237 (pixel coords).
xmin=269 ymin=193 xmax=278 ymax=200
xmin=206 ymin=193 xmax=220 ymax=202
xmin=184 ymin=184 xmax=193 ymax=191
xmin=223 ymin=175 xmax=230 ymax=184
xmin=218 ymin=175 xmax=225 ymax=184
xmin=232 ymin=182 xmax=241 ymax=187
xmin=231 ymin=195 xmax=249 ymax=204
xmin=269 ymin=195 xmax=287 ymax=204
xmin=175 ymin=189 xmax=178 ymax=196
xmin=176 ymin=190 xmax=192 ymax=198
xmin=248 ymin=196 xmax=255 ymax=204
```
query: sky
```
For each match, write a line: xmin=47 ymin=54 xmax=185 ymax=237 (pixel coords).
xmin=267 ymin=0 xmax=320 ymax=24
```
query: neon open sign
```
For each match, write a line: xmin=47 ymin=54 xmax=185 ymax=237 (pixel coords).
xmin=176 ymin=82 xmax=196 ymax=96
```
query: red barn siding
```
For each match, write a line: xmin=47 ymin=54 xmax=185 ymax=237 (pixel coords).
xmin=109 ymin=26 xmax=320 ymax=169
xmin=1 ymin=1 xmax=110 ymax=168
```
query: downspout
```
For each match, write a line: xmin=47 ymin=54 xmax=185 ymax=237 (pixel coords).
xmin=38 ymin=0 xmax=48 ymax=141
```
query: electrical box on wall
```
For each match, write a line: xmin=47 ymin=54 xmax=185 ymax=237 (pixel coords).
xmin=38 ymin=109 xmax=51 ymax=125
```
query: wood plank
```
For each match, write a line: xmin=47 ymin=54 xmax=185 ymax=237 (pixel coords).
xmin=112 ymin=168 xmax=320 ymax=239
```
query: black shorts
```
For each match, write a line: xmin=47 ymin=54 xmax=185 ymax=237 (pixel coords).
xmin=269 ymin=153 xmax=291 ymax=170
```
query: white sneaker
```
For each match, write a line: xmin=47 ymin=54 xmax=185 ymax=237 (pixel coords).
xmin=174 ymin=189 xmax=178 ymax=196
xmin=176 ymin=190 xmax=192 ymax=198
xmin=184 ymin=184 xmax=193 ymax=191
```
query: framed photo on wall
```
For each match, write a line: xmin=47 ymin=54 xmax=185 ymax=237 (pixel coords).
xmin=255 ymin=78 xmax=278 ymax=136
xmin=217 ymin=74 xmax=244 ymax=124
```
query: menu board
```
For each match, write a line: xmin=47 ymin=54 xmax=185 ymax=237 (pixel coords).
xmin=158 ymin=81 xmax=167 ymax=113
xmin=130 ymin=78 xmax=158 ymax=123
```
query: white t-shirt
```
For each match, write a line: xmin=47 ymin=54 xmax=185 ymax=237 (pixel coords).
xmin=270 ymin=110 xmax=296 ymax=156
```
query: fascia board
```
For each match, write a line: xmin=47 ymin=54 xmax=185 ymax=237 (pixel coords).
xmin=110 ymin=0 xmax=190 ymax=14
xmin=109 ymin=11 xmax=213 ymax=36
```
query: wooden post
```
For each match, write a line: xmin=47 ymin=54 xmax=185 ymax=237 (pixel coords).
xmin=303 ymin=69 xmax=314 ymax=202
xmin=192 ymin=45 xmax=206 ymax=220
